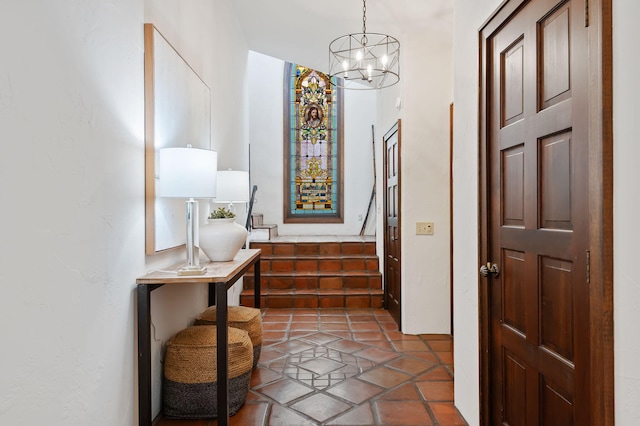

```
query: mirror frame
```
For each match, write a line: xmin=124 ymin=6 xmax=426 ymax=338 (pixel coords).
xmin=144 ymin=23 xmax=212 ymax=254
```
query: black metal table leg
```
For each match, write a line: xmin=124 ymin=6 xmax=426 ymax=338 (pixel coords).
xmin=215 ymin=282 xmax=229 ymax=426
xmin=137 ymin=285 xmax=152 ymax=426
xmin=208 ymin=282 xmax=216 ymax=307
xmin=254 ymin=259 xmax=261 ymax=308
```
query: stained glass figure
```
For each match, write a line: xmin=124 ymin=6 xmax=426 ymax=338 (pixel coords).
xmin=284 ymin=63 xmax=343 ymax=222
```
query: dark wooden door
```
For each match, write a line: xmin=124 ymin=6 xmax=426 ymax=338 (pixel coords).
xmin=383 ymin=120 xmax=401 ymax=329
xmin=484 ymin=0 xmax=592 ymax=424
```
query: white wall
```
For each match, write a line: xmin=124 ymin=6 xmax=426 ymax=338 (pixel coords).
xmin=0 ymin=0 xmax=249 ymax=424
xmin=376 ymin=26 xmax=456 ymax=335
xmin=451 ymin=1 xmax=502 ymax=423
xmin=377 ymin=26 xmax=454 ymax=336
xmin=613 ymin=1 xmax=640 ymax=423
xmin=395 ymin=28 xmax=453 ymax=335
xmin=247 ymin=51 xmax=377 ymax=236
xmin=0 ymin=1 xmax=143 ymax=424
xmin=452 ymin=0 xmax=640 ymax=424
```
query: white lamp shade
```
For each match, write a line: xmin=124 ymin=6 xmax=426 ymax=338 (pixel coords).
xmin=215 ymin=170 xmax=250 ymax=203
xmin=157 ymin=147 xmax=217 ymax=198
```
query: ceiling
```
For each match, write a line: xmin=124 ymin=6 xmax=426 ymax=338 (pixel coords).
xmin=229 ymin=0 xmax=454 ymax=73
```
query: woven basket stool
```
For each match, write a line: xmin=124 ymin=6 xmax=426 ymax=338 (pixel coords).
xmin=194 ymin=305 xmax=263 ymax=369
xmin=163 ymin=325 xmax=253 ymax=419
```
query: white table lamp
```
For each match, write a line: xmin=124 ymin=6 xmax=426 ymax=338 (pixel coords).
xmin=157 ymin=146 xmax=217 ymax=275
xmin=215 ymin=170 xmax=250 ymax=212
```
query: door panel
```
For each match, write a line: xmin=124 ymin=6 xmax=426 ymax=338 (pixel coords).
xmin=502 ymin=145 xmax=525 ymax=226
xmin=503 ymin=249 xmax=526 ymax=334
xmin=539 ymin=256 xmax=574 ymax=361
xmin=485 ymin=0 xmax=590 ymax=424
xmin=540 ymin=377 xmax=574 ymax=426
xmin=504 ymin=350 xmax=528 ymax=426
xmin=539 ymin=132 xmax=573 ymax=229
xmin=383 ymin=121 xmax=401 ymax=329
xmin=540 ymin=4 xmax=571 ymax=108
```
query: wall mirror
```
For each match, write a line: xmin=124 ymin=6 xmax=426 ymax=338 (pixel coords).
xmin=144 ymin=23 xmax=211 ymax=254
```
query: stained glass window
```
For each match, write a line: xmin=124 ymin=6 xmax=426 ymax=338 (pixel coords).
xmin=284 ymin=63 xmax=343 ymax=223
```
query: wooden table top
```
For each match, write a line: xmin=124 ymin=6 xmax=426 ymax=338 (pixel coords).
xmin=136 ymin=249 xmax=260 ymax=284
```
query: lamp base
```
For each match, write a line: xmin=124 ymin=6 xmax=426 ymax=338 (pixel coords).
xmin=177 ymin=265 xmax=207 ymax=276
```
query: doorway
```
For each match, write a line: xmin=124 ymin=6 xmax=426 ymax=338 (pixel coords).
xmin=478 ymin=0 xmax=613 ymax=424
xmin=383 ymin=120 xmax=401 ymax=329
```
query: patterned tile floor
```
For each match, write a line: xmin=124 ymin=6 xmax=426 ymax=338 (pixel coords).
xmin=155 ymin=308 xmax=467 ymax=425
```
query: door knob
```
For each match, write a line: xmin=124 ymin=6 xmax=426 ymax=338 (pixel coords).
xmin=480 ymin=262 xmax=500 ymax=278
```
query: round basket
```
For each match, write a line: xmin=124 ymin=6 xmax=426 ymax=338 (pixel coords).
xmin=163 ymin=325 xmax=253 ymax=419
xmin=194 ymin=305 xmax=263 ymax=369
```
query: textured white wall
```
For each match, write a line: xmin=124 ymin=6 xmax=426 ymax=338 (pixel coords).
xmin=451 ymin=1 xmax=502 ymax=423
xmin=377 ymin=26 xmax=454 ymax=335
xmin=247 ymin=51 xmax=377 ymax=236
xmin=396 ymin=28 xmax=453 ymax=335
xmin=0 ymin=1 xmax=145 ymax=424
xmin=0 ymin=0 xmax=248 ymax=424
xmin=613 ymin=1 xmax=640 ymax=424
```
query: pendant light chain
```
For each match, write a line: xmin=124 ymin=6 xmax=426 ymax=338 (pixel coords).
xmin=361 ymin=0 xmax=368 ymax=45
xmin=362 ymin=0 xmax=367 ymax=35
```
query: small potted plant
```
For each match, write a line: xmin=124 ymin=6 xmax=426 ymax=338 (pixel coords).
xmin=200 ymin=206 xmax=247 ymax=262
xmin=208 ymin=206 xmax=236 ymax=220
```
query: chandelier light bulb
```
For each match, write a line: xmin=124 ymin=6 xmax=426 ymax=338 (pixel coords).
xmin=342 ymin=60 xmax=349 ymax=70
xmin=356 ymin=50 xmax=363 ymax=61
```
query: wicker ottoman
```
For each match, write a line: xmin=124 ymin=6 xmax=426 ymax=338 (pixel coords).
xmin=194 ymin=305 xmax=263 ymax=369
xmin=163 ymin=325 xmax=253 ymax=419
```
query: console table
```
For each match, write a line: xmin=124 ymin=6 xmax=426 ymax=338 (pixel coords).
xmin=136 ymin=249 xmax=261 ymax=426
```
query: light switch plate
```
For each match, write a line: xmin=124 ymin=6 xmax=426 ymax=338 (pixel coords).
xmin=416 ymin=222 xmax=434 ymax=235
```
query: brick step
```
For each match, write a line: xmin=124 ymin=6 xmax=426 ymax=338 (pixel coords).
xmin=243 ymin=270 xmax=382 ymax=291
xmin=258 ymin=255 xmax=379 ymax=273
xmin=249 ymin=241 xmax=376 ymax=257
xmin=242 ymin=237 xmax=381 ymax=309
xmin=240 ymin=288 xmax=384 ymax=309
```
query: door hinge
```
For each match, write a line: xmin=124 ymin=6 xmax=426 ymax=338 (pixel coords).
xmin=586 ymin=250 xmax=591 ymax=283
xmin=585 ymin=0 xmax=590 ymax=27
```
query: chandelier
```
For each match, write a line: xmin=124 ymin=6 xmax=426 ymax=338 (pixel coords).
xmin=328 ymin=0 xmax=400 ymax=90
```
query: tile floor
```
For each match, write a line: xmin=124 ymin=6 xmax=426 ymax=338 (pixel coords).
xmin=155 ymin=308 xmax=467 ymax=425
